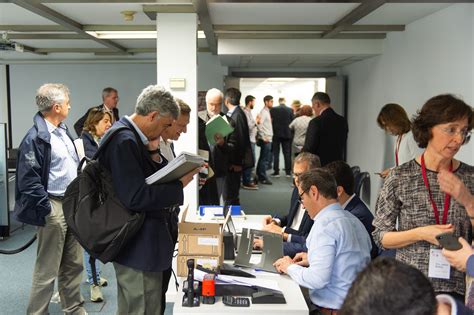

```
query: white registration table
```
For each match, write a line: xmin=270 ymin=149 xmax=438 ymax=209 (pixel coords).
xmin=172 ymin=214 xmax=309 ymax=315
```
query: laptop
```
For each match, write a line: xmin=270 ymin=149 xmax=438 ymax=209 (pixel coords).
xmin=226 ymin=215 xmax=262 ymax=254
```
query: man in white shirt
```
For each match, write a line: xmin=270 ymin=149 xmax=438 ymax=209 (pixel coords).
xmin=256 ymin=95 xmax=274 ymax=184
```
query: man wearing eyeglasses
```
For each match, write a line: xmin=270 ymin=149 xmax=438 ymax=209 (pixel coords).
xmin=74 ymin=87 xmax=120 ymax=136
xmin=259 ymin=152 xmax=321 ymax=257
xmin=274 ymin=169 xmax=371 ymax=315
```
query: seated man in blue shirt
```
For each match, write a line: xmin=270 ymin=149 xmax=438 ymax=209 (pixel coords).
xmin=274 ymin=169 xmax=371 ymax=314
xmin=324 ymin=160 xmax=379 ymax=258
xmin=259 ymin=152 xmax=321 ymax=257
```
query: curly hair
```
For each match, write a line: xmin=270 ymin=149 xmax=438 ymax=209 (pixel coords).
xmin=412 ymin=94 xmax=473 ymax=148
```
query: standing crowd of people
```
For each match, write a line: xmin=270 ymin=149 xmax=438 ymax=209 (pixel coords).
xmin=12 ymin=82 xmax=473 ymax=315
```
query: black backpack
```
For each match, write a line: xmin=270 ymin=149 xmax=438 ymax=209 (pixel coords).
xmin=63 ymin=126 xmax=145 ymax=278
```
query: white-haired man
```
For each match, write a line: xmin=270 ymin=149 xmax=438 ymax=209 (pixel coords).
xmin=198 ymin=88 xmax=227 ymax=205
xmin=14 ymin=83 xmax=86 ymax=314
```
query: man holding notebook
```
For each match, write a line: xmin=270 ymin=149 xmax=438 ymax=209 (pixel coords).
xmin=99 ymin=85 xmax=199 ymax=314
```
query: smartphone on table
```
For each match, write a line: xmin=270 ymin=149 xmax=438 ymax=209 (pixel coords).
xmin=436 ymin=232 xmax=462 ymax=251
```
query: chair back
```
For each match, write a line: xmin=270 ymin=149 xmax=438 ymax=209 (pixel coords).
xmin=355 ymin=171 xmax=371 ymax=206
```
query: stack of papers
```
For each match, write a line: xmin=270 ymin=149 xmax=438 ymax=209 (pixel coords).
xmin=145 ymin=152 xmax=205 ymax=185
xmin=194 ymin=269 xmax=280 ymax=291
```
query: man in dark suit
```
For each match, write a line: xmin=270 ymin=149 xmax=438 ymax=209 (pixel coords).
xmin=302 ymin=92 xmax=348 ymax=166
xmin=100 ymin=85 xmax=198 ymax=314
xmin=270 ymin=97 xmax=294 ymax=176
xmin=324 ymin=160 xmax=378 ymax=258
xmin=74 ymin=87 xmax=120 ymax=136
xmin=198 ymin=88 xmax=225 ymax=205
xmin=217 ymin=88 xmax=252 ymax=206
xmin=259 ymin=152 xmax=321 ymax=257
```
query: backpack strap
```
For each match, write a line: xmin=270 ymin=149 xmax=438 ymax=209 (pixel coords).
xmin=89 ymin=255 xmax=99 ymax=286
xmin=92 ymin=125 xmax=130 ymax=160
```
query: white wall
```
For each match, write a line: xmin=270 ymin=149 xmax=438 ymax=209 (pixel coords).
xmin=342 ymin=3 xmax=474 ymax=209
xmin=7 ymin=52 xmax=228 ymax=146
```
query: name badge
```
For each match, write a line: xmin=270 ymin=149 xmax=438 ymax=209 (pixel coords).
xmin=428 ymin=249 xmax=451 ymax=279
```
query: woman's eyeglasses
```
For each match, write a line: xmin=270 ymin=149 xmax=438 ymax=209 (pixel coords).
xmin=440 ymin=127 xmax=471 ymax=143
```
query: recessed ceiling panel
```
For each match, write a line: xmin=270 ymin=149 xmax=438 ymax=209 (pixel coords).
xmin=356 ymin=3 xmax=452 ymax=25
xmin=208 ymin=3 xmax=359 ymax=25
xmin=0 ymin=3 xmax=57 ymax=25
xmin=45 ymin=3 xmax=155 ymax=25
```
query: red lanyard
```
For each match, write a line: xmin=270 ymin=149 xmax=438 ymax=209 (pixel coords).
xmin=395 ymin=135 xmax=402 ymax=166
xmin=421 ymin=153 xmax=453 ymax=225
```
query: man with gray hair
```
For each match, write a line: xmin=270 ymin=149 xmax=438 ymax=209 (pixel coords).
xmin=74 ymin=87 xmax=120 ymax=136
xmin=99 ymin=85 xmax=199 ymax=314
xmin=14 ymin=83 xmax=86 ymax=314
xmin=198 ymin=88 xmax=226 ymax=205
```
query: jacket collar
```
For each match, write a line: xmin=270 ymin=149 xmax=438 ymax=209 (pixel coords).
xmin=344 ymin=194 xmax=361 ymax=211
xmin=33 ymin=112 xmax=51 ymax=143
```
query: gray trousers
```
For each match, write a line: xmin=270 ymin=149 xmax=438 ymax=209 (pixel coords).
xmin=114 ymin=262 xmax=164 ymax=315
xmin=27 ymin=198 xmax=85 ymax=315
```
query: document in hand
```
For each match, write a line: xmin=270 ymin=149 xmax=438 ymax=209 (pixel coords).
xmin=145 ymin=152 xmax=205 ymax=185
xmin=205 ymin=115 xmax=234 ymax=145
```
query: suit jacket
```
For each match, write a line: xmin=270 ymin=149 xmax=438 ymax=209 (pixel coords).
xmin=275 ymin=187 xmax=313 ymax=257
xmin=100 ymin=118 xmax=184 ymax=272
xmin=270 ymin=104 xmax=294 ymax=139
xmin=345 ymin=195 xmax=379 ymax=258
xmin=198 ymin=111 xmax=219 ymax=205
xmin=223 ymin=106 xmax=253 ymax=168
xmin=74 ymin=104 xmax=119 ymax=137
xmin=302 ymin=107 xmax=348 ymax=166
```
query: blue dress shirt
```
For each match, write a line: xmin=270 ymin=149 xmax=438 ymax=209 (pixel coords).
xmin=44 ymin=119 xmax=79 ymax=196
xmin=287 ymin=202 xmax=371 ymax=309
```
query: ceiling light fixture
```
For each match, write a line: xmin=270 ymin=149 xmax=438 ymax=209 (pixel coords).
xmin=86 ymin=30 xmax=206 ymax=39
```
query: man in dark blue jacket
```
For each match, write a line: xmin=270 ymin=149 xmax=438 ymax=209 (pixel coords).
xmin=324 ymin=160 xmax=378 ymax=258
xmin=259 ymin=152 xmax=321 ymax=257
xmin=14 ymin=83 xmax=86 ymax=314
xmin=99 ymin=85 xmax=199 ymax=314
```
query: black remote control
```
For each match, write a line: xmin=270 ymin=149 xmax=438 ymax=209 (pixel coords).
xmin=222 ymin=296 xmax=250 ymax=307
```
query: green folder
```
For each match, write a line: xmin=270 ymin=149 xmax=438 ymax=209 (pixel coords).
xmin=205 ymin=115 xmax=234 ymax=145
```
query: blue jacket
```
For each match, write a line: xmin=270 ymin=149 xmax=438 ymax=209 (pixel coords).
xmin=275 ymin=187 xmax=313 ymax=257
xmin=80 ymin=131 xmax=98 ymax=158
xmin=100 ymin=118 xmax=184 ymax=272
xmin=345 ymin=195 xmax=379 ymax=259
xmin=13 ymin=112 xmax=76 ymax=226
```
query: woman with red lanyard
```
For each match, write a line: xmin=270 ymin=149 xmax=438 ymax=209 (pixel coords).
xmin=376 ymin=103 xmax=422 ymax=178
xmin=373 ymin=94 xmax=473 ymax=301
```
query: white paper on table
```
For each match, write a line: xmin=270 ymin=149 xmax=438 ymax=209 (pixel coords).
xmin=216 ymin=274 xmax=280 ymax=291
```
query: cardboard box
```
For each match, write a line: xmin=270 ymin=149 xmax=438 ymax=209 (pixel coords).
xmin=176 ymin=254 xmax=223 ymax=277
xmin=178 ymin=207 xmax=229 ymax=257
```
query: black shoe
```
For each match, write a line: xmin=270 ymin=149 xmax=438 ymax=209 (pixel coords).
xmin=270 ymin=172 xmax=280 ymax=178
xmin=260 ymin=179 xmax=273 ymax=185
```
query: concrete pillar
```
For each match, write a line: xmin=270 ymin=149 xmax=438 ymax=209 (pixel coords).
xmin=157 ymin=13 xmax=198 ymax=213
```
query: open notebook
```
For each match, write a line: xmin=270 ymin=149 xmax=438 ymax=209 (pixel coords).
xmin=145 ymin=152 xmax=204 ymax=185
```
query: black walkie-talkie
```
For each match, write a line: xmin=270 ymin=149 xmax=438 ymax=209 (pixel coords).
xmin=182 ymin=259 xmax=200 ymax=307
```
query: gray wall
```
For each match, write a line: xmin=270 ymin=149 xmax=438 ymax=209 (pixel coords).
xmin=342 ymin=3 xmax=474 ymax=209
xmin=8 ymin=52 xmax=228 ymax=146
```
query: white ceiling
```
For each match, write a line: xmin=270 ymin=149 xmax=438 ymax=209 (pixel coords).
xmin=208 ymin=3 xmax=360 ymax=25
xmin=0 ymin=1 xmax=457 ymax=68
